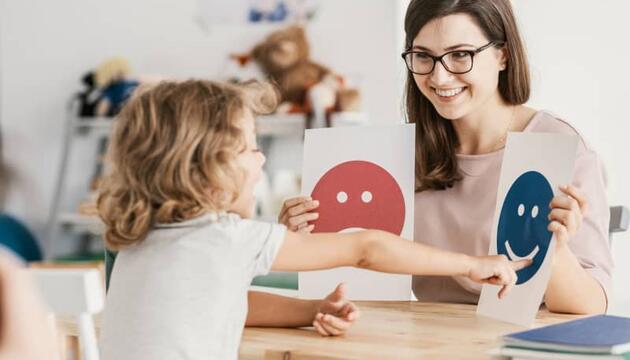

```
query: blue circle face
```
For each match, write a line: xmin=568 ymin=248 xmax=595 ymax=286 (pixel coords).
xmin=496 ymin=171 xmax=553 ymax=284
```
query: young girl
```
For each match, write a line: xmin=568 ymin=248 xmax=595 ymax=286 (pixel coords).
xmin=97 ymin=79 xmax=527 ymax=360
xmin=281 ymin=0 xmax=613 ymax=314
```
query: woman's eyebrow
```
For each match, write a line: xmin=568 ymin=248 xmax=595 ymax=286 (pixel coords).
xmin=411 ymin=43 xmax=476 ymax=52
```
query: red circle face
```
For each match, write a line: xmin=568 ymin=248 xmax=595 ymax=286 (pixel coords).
xmin=309 ymin=160 xmax=405 ymax=235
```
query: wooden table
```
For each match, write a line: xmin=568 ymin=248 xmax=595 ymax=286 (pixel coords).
xmin=58 ymin=301 xmax=580 ymax=359
xmin=242 ymin=301 xmax=583 ymax=359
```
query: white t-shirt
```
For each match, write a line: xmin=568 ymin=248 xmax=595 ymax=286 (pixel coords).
xmin=100 ymin=212 xmax=286 ymax=360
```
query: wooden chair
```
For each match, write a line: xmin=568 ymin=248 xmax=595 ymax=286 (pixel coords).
xmin=30 ymin=268 xmax=105 ymax=360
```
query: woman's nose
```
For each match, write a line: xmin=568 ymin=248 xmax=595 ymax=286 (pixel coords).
xmin=430 ymin=61 xmax=454 ymax=85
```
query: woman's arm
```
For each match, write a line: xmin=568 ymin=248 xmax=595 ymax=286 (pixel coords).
xmin=545 ymin=244 xmax=607 ymax=314
xmin=544 ymin=184 xmax=608 ymax=314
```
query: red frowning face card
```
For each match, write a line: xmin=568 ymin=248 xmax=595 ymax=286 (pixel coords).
xmin=309 ymin=160 xmax=405 ymax=235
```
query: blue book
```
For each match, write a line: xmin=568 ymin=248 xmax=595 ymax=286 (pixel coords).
xmin=503 ymin=315 xmax=630 ymax=355
xmin=495 ymin=346 xmax=630 ymax=359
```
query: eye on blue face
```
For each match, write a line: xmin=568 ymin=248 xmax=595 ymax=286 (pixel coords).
xmin=496 ymin=171 xmax=553 ymax=284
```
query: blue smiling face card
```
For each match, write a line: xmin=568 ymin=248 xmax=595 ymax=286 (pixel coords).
xmin=497 ymin=171 xmax=554 ymax=285
xmin=477 ymin=132 xmax=578 ymax=327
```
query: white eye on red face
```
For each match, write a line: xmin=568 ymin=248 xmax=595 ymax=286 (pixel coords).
xmin=335 ymin=190 xmax=374 ymax=204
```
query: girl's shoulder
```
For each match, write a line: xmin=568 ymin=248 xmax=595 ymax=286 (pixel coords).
xmin=525 ymin=110 xmax=595 ymax=153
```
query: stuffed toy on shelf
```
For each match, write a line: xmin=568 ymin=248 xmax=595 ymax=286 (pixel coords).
xmin=76 ymin=72 xmax=102 ymax=118
xmin=93 ymin=57 xmax=139 ymax=117
xmin=75 ymin=57 xmax=140 ymax=118
xmin=228 ymin=26 xmax=361 ymax=127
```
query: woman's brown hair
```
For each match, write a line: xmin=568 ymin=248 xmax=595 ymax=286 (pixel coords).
xmin=404 ymin=0 xmax=530 ymax=191
xmin=97 ymin=80 xmax=277 ymax=250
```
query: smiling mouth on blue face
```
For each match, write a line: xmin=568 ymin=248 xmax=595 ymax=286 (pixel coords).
xmin=496 ymin=171 xmax=554 ymax=285
xmin=504 ymin=240 xmax=539 ymax=261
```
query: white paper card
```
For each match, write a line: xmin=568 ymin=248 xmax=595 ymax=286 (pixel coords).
xmin=477 ymin=132 xmax=578 ymax=326
xmin=299 ymin=124 xmax=415 ymax=300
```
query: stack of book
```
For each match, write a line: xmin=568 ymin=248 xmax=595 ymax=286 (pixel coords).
xmin=494 ymin=315 xmax=630 ymax=359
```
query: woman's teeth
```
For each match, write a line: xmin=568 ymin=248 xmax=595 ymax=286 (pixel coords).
xmin=434 ymin=87 xmax=465 ymax=97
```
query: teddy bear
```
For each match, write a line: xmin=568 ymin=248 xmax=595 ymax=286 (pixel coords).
xmin=246 ymin=25 xmax=361 ymax=126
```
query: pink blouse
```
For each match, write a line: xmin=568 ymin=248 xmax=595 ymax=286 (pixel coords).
xmin=412 ymin=110 xmax=614 ymax=304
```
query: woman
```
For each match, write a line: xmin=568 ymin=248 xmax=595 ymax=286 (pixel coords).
xmin=280 ymin=0 xmax=612 ymax=314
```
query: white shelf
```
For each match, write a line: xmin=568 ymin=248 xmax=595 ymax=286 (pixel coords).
xmin=73 ymin=117 xmax=113 ymax=128
xmin=49 ymin=111 xmax=367 ymax=250
xmin=57 ymin=213 xmax=104 ymax=235
xmin=68 ymin=112 xmax=367 ymax=138
xmin=256 ymin=114 xmax=306 ymax=137
xmin=69 ymin=115 xmax=305 ymax=137
xmin=72 ymin=117 xmax=115 ymax=136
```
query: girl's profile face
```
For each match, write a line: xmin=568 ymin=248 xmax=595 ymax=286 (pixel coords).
xmin=411 ymin=13 xmax=506 ymax=121
xmin=231 ymin=109 xmax=266 ymax=218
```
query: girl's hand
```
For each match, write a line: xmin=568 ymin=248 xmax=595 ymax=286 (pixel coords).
xmin=312 ymin=283 xmax=360 ymax=336
xmin=548 ymin=184 xmax=587 ymax=249
xmin=467 ymin=255 xmax=531 ymax=299
xmin=278 ymin=196 xmax=320 ymax=233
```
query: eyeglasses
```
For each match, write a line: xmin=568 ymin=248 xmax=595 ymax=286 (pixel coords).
xmin=401 ymin=41 xmax=501 ymax=75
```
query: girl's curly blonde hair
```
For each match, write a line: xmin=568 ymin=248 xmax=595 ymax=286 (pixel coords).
xmin=97 ymin=79 xmax=277 ymax=250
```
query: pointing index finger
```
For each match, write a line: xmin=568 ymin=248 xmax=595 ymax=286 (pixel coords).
xmin=511 ymin=259 xmax=532 ymax=271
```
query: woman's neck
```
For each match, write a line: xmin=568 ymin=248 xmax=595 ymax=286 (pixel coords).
xmin=452 ymin=95 xmax=529 ymax=155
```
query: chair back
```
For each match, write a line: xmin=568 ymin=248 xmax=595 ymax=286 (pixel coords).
xmin=609 ymin=205 xmax=629 ymax=243
xmin=30 ymin=268 xmax=104 ymax=360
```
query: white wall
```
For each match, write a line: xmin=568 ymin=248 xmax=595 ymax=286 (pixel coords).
xmin=512 ymin=0 xmax=630 ymax=314
xmin=0 ymin=0 xmax=400 ymax=253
